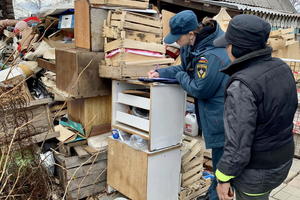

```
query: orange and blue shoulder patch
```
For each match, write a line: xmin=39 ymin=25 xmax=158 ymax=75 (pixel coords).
xmin=197 ymin=57 xmax=208 ymax=78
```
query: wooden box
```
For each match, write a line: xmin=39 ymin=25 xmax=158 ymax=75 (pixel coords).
xmin=56 ymin=48 xmax=111 ymax=98
xmin=104 ymin=10 xmax=162 ymax=41
xmin=107 ymin=137 xmax=181 ymax=200
xmin=111 ymin=80 xmax=186 ymax=151
xmin=75 ymin=0 xmax=108 ymax=51
xmin=89 ymin=0 xmax=149 ymax=9
xmin=67 ymin=95 xmax=112 ymax=135
xmin=55 ymin=151 xmax=107 ymax=200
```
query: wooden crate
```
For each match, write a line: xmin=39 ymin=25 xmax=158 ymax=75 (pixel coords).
xmin=99 ymin=58 xmax=174 ymax=79
xmin=55 ymin=151 xmax=107 ymax=200
xmin=106 ymin=10 xmax=162 ymax=36
xmin=104 ymin=38 xmax=165 ymax=54
xmin=103 ymin=24 xmax=162 ymax=44
xmin=56 ymin=48 xmax=111 ymax=98
xmin=111 ymin=80 xmax=186 ymax=151
xmin=75 ymin=0 xmax=108 ymax=51
xmin=89 ymin=0 xmax=149 ymax=9
xmin=295 ymin=133 xmax=300 ymax=158
xmin=67 ymin=95 xmax=112 ymax=135
xmin=107 ymin=137 xmax=181 ymax=200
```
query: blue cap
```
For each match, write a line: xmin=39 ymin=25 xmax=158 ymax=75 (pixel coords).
xmin=164 ymin=10 xmax=199 ymax=44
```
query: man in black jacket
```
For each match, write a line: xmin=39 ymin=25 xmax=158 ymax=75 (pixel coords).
xmin=213 ymin=15 xmax=298 ymax=200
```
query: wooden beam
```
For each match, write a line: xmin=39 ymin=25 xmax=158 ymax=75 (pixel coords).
xmin=37 ymin=58 xmax=56 ymax=73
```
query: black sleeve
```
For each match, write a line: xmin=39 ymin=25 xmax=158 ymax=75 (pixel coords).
xmin=217 ymin=80 xmax=257 ymax=177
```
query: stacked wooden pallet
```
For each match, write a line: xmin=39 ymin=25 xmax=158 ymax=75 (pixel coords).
xmin=180 ymin=136 xmax=210 ymax=200
xmin=100 ymin=10 xmax=174 ymax=79
xmin=269 ymin=28 xmax=297 ymax=51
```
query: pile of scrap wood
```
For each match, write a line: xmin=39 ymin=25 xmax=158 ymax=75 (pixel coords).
xmin=100 ymin=9 xmax=174 ymax=79
xmin=180 ymin=136 xmax=211 ymax=200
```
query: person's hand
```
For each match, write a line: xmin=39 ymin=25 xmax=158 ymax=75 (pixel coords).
xmin=217 ymin=182 xmax=234 ymax=200
xmin=148 ymin=70 xmax=160 ymax=78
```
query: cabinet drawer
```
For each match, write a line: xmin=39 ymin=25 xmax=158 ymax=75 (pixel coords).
xmin=116 ymin=111 xmax=150 ymax=132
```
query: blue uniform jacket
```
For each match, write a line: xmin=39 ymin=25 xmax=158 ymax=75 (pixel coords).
xmin=157 ymin=24 xmax=230 ymax=148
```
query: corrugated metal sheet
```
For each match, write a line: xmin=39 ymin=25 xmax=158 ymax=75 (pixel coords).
xmin=219 ymin=0 xmax=296 ymax=13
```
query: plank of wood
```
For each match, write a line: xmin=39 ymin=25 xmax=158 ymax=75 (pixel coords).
xmin=182 ymin=144 xmax=202 ymax=166
xmin=182 ymin=165 xmax=203 ymax=182
xmin=56 ymin=151 xmax=107 ymax=169
xmin=182 ymin=173 xmax=202 ymax=187
xmin=89 ymin=0 xmax=149 ymax=9
xmin=123 ymin=58 xmax=174 ymax=66
xmin=122 ymin=64 xmax=167 ymax=78
xmin=104 ymin=39 xmax=165 ymax=53
xmin=99 ymin=64 xmax=122 ymax=79
xmin=107 ymin=138 xmax=148 ymax=200
xmin=282 ymin=33 xmax=295 ymax=40
xmin=91 ymin=8 xmax=108 ymax=51
xmin=112 ymin=123 xmax=149 ymax=140
xmin=182 ymin=139 xmax=198 ymax=158
xmin=75 ymin=0 xmax=91 ymax=49
xmin=74 ymin=145 xmax=90 ymax=158
xmin=110 ymin=20 xmax=162 ymax=35
xmin=55 ymin=125 xmax=76 ymax=142
xmin=89 ymin=123 xmax=111 ymax=137
xmin=31 ymin=131 xmax=60 ymax=143
xmin=162 ymin=10 xmax=175 ymax=38
xmin=111 ymin=11 xmax=161 ymax=28
xmin=186 ymin=184 xmax=210 ymax=200
xmin=37 ymin=58 xmax=56 ymax=73
xmin=66 ymin=160 xmax=107 ymax=180
xmin=183 ymin=157 xmax=203 ymax=172
xmin=84 ymin=146 xmax=99 ymax=155
xmin=103 ymin=25 xmax=162 ymax=44
xmin=29 ymin=98 xmax=53 ymax=107
xmin=68 ymin=172 xmax=106 ymax=191
xmin=69 ymin=181 xmax=106 ymax=200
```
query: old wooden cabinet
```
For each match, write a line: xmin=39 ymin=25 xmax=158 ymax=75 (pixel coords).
xmin=56 ymin=48 xmax=111 ymax=98
xmin=107 ymin=137 xmax=181 ymax=200
xmin=112 ymin=80 xmax=186 ymax=151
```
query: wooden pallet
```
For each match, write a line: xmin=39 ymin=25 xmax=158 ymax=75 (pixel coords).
xmin=89 ymin=0 xmax=149 ymax=10
xmin=180 ymin=136 xmax=209 ymax=199
xmin=55 ymin=150 xmax=107 ymax=200
xmin=268 ymin=28 xmax=297 ymax=50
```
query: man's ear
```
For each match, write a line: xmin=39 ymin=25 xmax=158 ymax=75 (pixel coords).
xmin=188 ymin=31 xmax=195 ymax=37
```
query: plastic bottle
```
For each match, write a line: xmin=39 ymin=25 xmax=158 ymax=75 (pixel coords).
xmin=184 ymin=113 xmax=198 ymax=137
